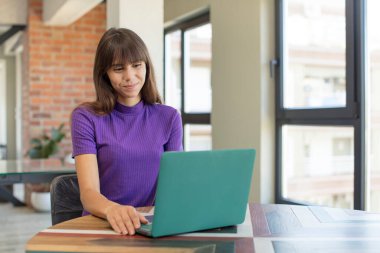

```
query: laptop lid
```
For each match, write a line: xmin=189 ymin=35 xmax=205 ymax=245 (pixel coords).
xmin=149 ymin=148 xmax=256 ymax=237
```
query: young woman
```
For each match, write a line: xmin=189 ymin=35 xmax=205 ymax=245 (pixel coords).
xmin=71 ymin=28 xmax=183 ymax=235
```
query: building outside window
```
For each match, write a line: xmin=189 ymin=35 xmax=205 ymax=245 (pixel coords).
xmin=164 ymin=13 xmax=212 ymax=151
xmin=275 ymin=0 xmax=363 ymax=210
xmin=276 ymin=0 xmax=380 ymax=212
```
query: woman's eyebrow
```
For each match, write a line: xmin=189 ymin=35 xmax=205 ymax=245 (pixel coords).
xmin=111 ymin=63 xmax=123 ymax=67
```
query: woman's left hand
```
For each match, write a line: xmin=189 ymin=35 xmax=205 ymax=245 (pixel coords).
xmin=105 ymin=204 xmax=148 ymax=235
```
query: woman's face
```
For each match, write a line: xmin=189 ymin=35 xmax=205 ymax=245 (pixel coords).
xmin=107 ymin=61 xmax=146 ymax=106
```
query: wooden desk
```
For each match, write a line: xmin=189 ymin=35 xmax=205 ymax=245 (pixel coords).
xmin=26 ymin=204 xmax=380 ymax=252
xmin=0 ymin=159 xmax=75 ymax=206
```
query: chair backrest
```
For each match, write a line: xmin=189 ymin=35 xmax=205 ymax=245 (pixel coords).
xmin=50 ymin=174 xmax=83 ymax=225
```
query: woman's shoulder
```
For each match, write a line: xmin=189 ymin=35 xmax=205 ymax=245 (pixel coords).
xmin=73 ymin=105 xmax=92 ymax=116
xmin=71 ymin=104 xmax=101 ymax=121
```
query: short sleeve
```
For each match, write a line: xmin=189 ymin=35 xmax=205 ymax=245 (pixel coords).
xmin=71 ymin=107 xmax=97 ymax=157
xmin=164 ymin=110 xmax=183 ymax=152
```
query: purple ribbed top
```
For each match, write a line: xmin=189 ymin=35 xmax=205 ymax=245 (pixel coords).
xmin=71 ymin=100 xmax=183 ymax=213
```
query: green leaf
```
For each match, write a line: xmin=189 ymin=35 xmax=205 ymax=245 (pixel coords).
xmin=51 ymin=128 xmax=65 ymax=142
xmin=42 ymin=141 xmax=54 ymax=158
xmin=30 ymin=138 xmax=42 ymax=146
xmin=27 ymin=122 xmax=66 ymax=159
xmin=57 ymin=123 xmax=64 ymax=131
xmin=28 ymin=148 xmax=42 ymax=159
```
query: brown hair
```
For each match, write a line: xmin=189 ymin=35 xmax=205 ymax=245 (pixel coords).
xmin=82 ymin=28 xmax=162 ymax=114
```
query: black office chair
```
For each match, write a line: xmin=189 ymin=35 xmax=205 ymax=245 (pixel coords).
xmin=50 ymin=174 xmax=83 ymax=225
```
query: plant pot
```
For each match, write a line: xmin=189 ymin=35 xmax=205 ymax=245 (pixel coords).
xmin=31 ymin=191 xmax=51 ymax=212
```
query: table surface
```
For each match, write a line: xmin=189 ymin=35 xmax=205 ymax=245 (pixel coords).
xmin=0 ymin=159 xmax=75 ymax=175
xmin=26 ymin=203 xmax=380 ymax=253
xmin=0 ymin=159 xmax=76 ymax=206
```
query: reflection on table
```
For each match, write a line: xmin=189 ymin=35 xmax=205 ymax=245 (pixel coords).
xmin=26 ymin=205 xmax=254 ymax=253
xmin=26 ymin=203 xmax=380 ymax=252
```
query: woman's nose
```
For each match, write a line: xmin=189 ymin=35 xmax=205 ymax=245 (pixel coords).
xmin=123 ymin=67 xmax=133 ymax=81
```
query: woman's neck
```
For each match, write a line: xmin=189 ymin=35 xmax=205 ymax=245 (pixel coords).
xmin=117 ymin=96 xmax=141 ymax=107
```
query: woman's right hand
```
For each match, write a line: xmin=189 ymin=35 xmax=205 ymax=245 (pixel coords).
xmin=105 ymin=204 xmax=148 ymax=235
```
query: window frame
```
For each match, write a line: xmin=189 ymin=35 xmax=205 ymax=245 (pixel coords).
xmin=164 ymin=11 xmax=211 ymax=147
xmin=274 ymin=0 xmax=366 ymax=210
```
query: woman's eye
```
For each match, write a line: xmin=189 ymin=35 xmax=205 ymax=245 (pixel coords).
xmin=113 ymin=67 xmax=123 ymax=72
xmin=133 ymin=63 xmax=142 ymax=68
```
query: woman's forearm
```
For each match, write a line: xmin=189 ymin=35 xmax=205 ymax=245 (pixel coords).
xmin=80 ymin=188 xmax=118 ymax=219
xmin=75 ymin=154 xmax=118 ymax=218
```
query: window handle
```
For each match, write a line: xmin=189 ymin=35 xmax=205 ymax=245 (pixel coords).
xmin=270 ymin=59 xmax=278 ymax=79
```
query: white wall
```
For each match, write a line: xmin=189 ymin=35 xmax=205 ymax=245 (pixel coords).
xmin=107 ymin=0 xmax=164 ymax=93
xmin=164 ymin=0 xmax=276 ymax=203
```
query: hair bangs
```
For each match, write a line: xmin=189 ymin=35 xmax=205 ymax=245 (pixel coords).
xmin=110 ymin=39 xmax=147 ymax=68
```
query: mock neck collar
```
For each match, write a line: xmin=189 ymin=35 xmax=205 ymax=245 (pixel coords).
xmin=114 ymin=100 xmax=144 ymax=115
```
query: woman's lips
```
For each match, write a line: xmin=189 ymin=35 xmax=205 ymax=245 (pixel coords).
xmin=122 ymin=83 xmax=137 ymax=90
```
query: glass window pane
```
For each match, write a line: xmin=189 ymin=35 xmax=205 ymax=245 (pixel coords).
xmin=164 ymin=31 xmax=182 ymax=110
xmin=282 ymin=125 xmax=354 ymax=208
xmin=367 ymin=0 xmax=380 ymax=212
xmin=0 ymin=61 xmax=6 ymax=146
xmin=284 ymin=0 xmax=346 ymax=109
xmin=184 ymin=124 xmax=212 ymax=151
xmin=184 ymin=24 xmax=212 ymax=113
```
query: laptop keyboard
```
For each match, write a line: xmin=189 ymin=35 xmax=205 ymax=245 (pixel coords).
xmin=138 ymin=215 xmax=153 ymax=232
xmin=145 ymin=215 xmax=154 ymax=224
xmin=138 ymin=216 xmax=153 ymax=235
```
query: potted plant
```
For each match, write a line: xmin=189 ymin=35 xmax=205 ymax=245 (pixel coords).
xmin=27 ymin=123 xmax=66 ymax=159
xmin=25 ymin=123 xmax=66 ymax=211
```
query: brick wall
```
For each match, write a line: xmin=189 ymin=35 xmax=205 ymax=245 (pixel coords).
xmin=24 ymin=0 xmax=106 ymax=158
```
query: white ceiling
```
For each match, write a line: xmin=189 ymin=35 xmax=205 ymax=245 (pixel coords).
xmin=43 ymin=0 xmax=103 ymax=26
xmin=0 ymin=0 xmax=102 ymax=27
xmin=0 ymin=0 xmax=102 ymax=47
xmin=0 ymin=0 xmax=27 ymax=25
